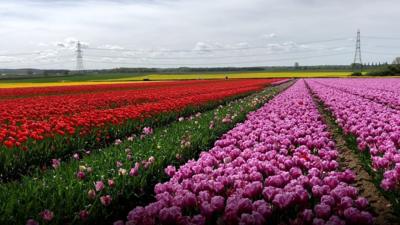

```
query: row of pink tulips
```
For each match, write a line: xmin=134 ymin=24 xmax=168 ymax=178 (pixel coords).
xmin=307 ymin=79 xmax=400 ymax=191
xmin=311 ymin=78 xmax=400 ymax=110
xmin=117 ymin=80 xmax=372 ymax=225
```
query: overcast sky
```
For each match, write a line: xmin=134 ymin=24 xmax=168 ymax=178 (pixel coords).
xmin=0 ymin=0 xmax=399 ymax=69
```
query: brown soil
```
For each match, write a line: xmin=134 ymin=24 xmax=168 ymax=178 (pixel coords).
xmin=305 ymin=81 xmax=399 ymax=225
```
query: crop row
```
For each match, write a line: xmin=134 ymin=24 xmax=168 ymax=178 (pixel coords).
xmin=0 ymin=81 xmax=291 ymax=224
xmin=1 ymin=80 xmax=272 ymax=146
xmin=0 ymin=79 xmax=280 ymax=180
xmin=120 ymin=80 xmax=373 ymax=225
xmin=326 ymin=78 xmax=400 ymax=93
xmin=312 ymin=78 xmax=400 ymax=110
xmin=0 ymin=80 xmax=221 ymax=99
xmin=307 ymin=79 xmax=400 ymax=191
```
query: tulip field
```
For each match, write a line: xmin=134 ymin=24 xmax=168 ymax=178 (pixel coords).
xmin=0 ymin=78 xmax=400 ymax=225
xmin=0 ymin=79 xmax=279 ymax=180
xmin=307 ymin=79 xmax=400 ymax=190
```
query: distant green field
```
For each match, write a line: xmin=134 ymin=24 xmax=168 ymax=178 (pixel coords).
xmin=0 ymin=73 xmax=143 ymax=83
xmin=0 ymin=71 xmax=351 ymax=88
xmin=102 ymin=71 xmax=351 ymax=81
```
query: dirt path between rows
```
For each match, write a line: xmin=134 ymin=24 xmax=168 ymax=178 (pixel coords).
xmin=305 ymin=80 xmax=399 ymax=225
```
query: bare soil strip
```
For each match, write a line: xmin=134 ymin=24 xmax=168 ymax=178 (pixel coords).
xmin=305 ymin=81 xmax=399 ymax=225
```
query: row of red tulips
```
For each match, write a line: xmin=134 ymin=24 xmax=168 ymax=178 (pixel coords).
xmin=0 ymin=80 xmax=219 ymax=99
xmin=0 ymin=79 xmax=281 ymax=180
xmin=1 ymin=80 xmax=278 ymax=149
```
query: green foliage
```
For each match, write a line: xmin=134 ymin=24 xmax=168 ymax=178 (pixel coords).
xmin=0 ymin=66 xmax=353 ymax=83
xmin=351 ymin=72 xmax=363 ymax=76
xmin=366 ymin=64 xmax=400 ymax=76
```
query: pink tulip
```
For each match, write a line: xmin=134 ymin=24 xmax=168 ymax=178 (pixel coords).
xmin=130 ymin=167 xmax=139 ymax=176
xmin=143 ymin=127 xmax=153 ymax=135
xmin=95 ymin=181 xmax=104 ymax=192
xmin=51 ymin=158 xmax=61 ymax=169
xmin=100 ymin=195 xmax=112 ymax=206
xmin=116 ymin=161 xmax=123 ymax=168
xmin=164 ymin=165 xmax=176 ymax=177
xmin=108 ymin=179 xmax=116 ymax=188
xmin=76 ymin=171 xmax=85 ymax=180
xmin=79 ymin=210 xmax=89 ymax=220
xmin=113 ymin=220 xmax=124 ymax=225
xmin=39 ymin=209 xmax=54 ymax=221
xmin=114 ymin=139 xmax=122 ymax=145
xmin=73 ymin=153 xmax=80 ymax=160
xmin=26 ymin=219 xmax=39 ymax=225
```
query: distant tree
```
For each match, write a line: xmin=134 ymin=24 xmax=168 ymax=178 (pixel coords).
xmin=351 ymin=72 xmax=362 ymax=76
xmin=393 ymin=57 xmax=400 ymax=65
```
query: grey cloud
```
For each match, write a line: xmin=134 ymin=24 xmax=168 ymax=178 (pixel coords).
xmin=0 ymin=0 xmax=399 ymax=69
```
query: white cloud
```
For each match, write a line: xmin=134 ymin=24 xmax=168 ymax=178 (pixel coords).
xmin=97 ymin=44 xmax=124 ymax=50
xmin=262 ymin=33 xmax=277 ymax=39
xmin=0 ymin=56 xmax=20 ymax=63
xmin=192 ymin=42 xmax=214 ymax=52
xmin=53 ymin=38 xmax=89 ymax=49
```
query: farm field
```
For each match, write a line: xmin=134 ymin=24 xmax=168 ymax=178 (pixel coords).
xmin=3 ymin=0 xmax=400 ymax=224
xmin=0 ymin=79 xmax=282 ymax=180
xmin=102 ymin=71 xmax=351 ymax=82
xmin=0 ymin=78 xmax=289 ymax=224
xmin=1 ymin=77 xmax=400 ymax=225
xmin=0 ymin=71 xmax=351 ymax=88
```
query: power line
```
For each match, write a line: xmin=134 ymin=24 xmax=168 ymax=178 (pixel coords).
xmin=20 ymin=60 xmax=74 ymax=67
xmin=364 ymin=51 xmax=400 ymax=55
xmin=0 ymin=35 xmax=371 ymax=69
xmin=84 ymin=51 xmax=352 ymax=67
xmin=372 ymin=45 xmax=400 ymax=49
xmin=0 ymin=52 xmax=42 ymax=57
xmin=0 ymin=37 xmax=353 ymax=60
xmin=1 ymin=60 xmax=74 ymax=69
xmin=86 ymin=37 xmax=352 ymax=53
xmin=83 ymin=46 xmax=353 ymax=61
xmin=0 ymin=54 xmax=75 ymax=63
xmin=0 ymin=51 xmax=74 ymax=57
xmin=0 ymin=48 xmax=353 ymax=67
xmin=0 ymin=38 xmax=350 ymax=58
xmin=363 ymin=36 xmax=400 ymax=40
xmin=0 ymin=54 xmax=75 ymax=64
xmin=4 ymin=35 xmax=399 ymax=62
